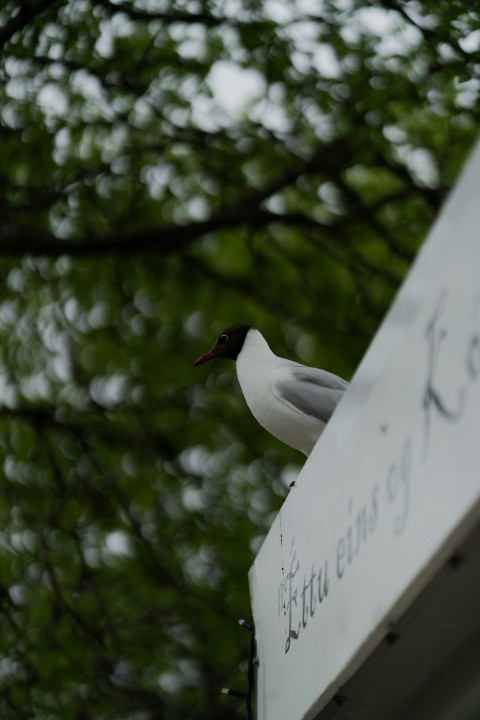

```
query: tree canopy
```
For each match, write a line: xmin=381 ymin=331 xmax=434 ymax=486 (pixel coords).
xmin=0 ymin=1 xmax=478 ymax=718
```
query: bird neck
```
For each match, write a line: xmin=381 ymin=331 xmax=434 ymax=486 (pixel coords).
xmin=237 ymin=329 xmax=277 ymax=368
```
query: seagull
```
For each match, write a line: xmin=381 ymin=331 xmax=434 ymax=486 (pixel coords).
xmin=194 ymin=324 xmax=348 ymax=456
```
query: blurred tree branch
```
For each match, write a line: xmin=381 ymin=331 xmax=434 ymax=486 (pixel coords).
xmin=0 ymin=0 xmax=65 ymax=49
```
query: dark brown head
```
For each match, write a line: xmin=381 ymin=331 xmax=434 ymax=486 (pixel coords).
xmin=193 ymin=324 xmax=252 ymax=366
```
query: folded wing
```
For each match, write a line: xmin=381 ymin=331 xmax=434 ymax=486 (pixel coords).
xmin=273 ymin=365 xmax=349 ymax=424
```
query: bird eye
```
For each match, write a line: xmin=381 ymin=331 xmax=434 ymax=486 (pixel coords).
xmin=218 ymin=334 xmax=228 ymax=344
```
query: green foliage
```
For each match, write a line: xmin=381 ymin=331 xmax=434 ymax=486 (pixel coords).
xmin=0 ymin=0 xmax=478 ymax=717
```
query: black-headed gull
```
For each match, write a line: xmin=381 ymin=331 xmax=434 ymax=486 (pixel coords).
xmin=194 ymin=324 xmax=348 ymax=456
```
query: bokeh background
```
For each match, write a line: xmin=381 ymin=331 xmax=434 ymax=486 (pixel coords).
xmin=0 ymin=1 xmax=479 ymax=718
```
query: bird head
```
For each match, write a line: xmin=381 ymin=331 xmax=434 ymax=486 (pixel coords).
xmin=193 ymin=324 xmax=251 ymax=366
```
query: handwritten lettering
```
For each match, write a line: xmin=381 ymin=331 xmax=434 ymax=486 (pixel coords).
xmin=423 ymin=289 xmax=467 ymax=452
xmin=336 ymin=488 xmax=380 ymax=580
xmin=284 ymin=542 xmax=300 ymax=654
xmin=281 ymin=540 xmax=330 ymax=653
xmin=386 ymin=438 xmax=411 ymax=536
xmin=466 ymin=297 xmax=480 ymax=381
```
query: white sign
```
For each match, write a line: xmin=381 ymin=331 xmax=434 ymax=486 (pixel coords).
xmin=249 ymin=139 xmax=480 ymax=720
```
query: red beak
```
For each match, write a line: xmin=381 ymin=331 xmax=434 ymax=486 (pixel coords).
xmin=193 ymin=349 xmax=216 ymax=367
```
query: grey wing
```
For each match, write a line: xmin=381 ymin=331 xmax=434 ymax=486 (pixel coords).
xmin=274 ymin=365 xmax=349 ymax=424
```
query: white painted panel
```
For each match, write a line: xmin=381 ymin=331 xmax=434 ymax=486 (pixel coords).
xmin=249 ymin=140 xmax=480 ymax=720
